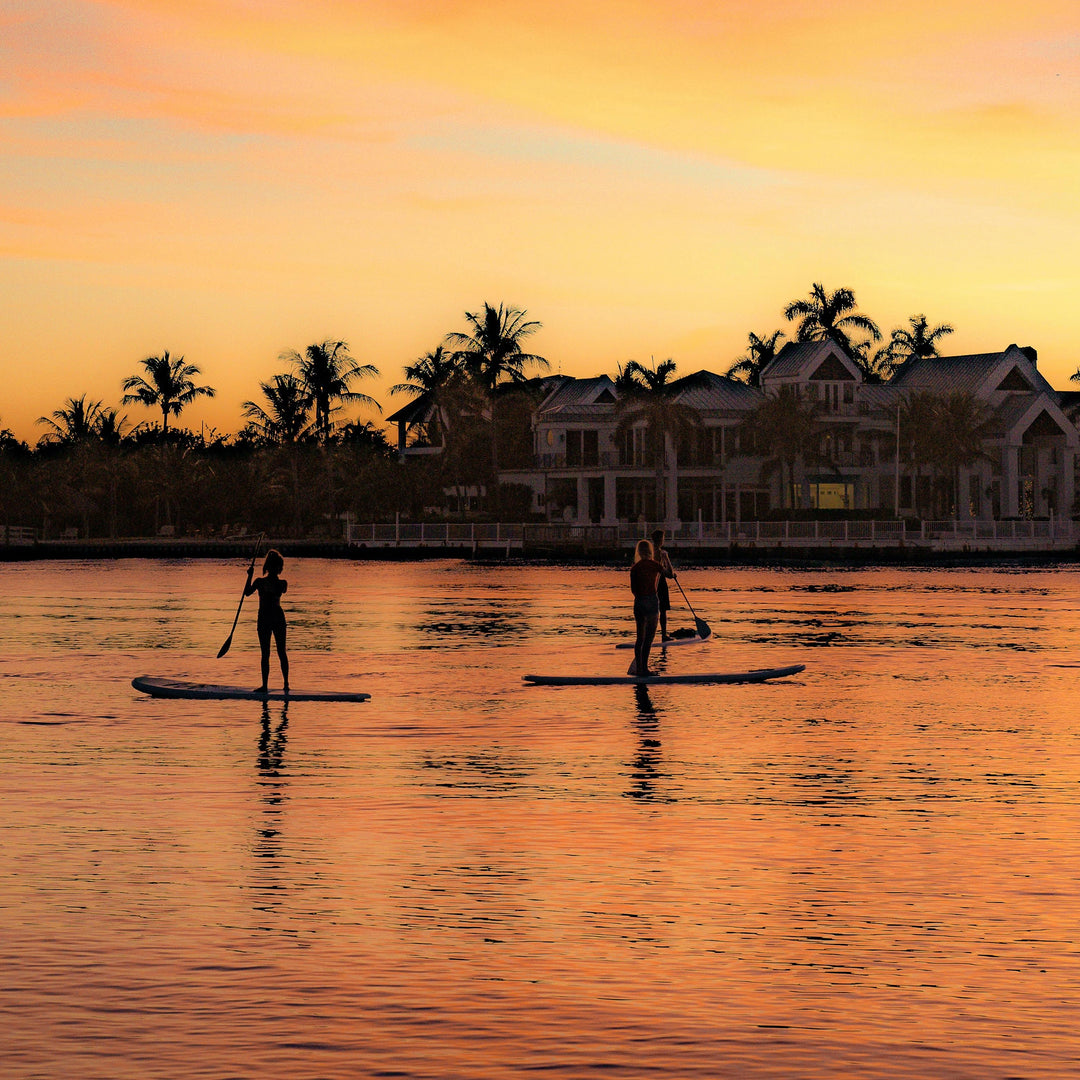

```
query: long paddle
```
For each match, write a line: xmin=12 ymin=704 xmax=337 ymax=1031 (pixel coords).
xmin=673 ymin=575 xmax=711 ymax=640
xmin=216 ymin=532 xmax=265 ymax=658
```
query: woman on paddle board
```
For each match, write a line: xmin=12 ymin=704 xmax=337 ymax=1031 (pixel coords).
xmin=650 ymin=529 xmax=676 ymax=641
xmin=629 ymin=538 xmax=662 ymax=676
xmin=245 ymin=549 xmax=289 ymax=695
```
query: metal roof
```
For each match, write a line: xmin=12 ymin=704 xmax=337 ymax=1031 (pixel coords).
xmin=891 ymin=346 xmax=1056 ymax=398
xmin=761 ymin=340 xmax=854 ymax=380
xmin=669 ymin=370 xmax=764 ymax=411
xmin=386 ymin=394 xmax=436 ymax=425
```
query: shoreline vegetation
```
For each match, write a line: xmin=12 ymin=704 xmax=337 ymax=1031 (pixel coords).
xmin=5 ymin=287 xmax=1080 ymax=550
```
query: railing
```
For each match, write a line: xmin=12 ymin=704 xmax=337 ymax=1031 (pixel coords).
xmin=347 ymin=519 xmax=1078 ymax=550
xmin=535 ymin=451 xmax=622 ymax=469
xmin=1 ymin=525 xmax=36 ymax=544
xmin=350 ymin=522 xmax=524 ymax=546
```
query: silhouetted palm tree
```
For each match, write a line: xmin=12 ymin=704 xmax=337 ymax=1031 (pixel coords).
xmin=847 ymin=338 xmax=893 ymax=385
xmin=391 ymin=344 xmax=462 ymax=448
xmin=37 ymin=395 xmax=106 ymax=445
xmin=242 ymin=374 xmax=314 ymax=445
xmin=896 ymin=391 xmax=941 ymax=517
xmin=884 ymin=315 xmax=954 ymax=377
xmin=783 ymin=283 xmax=881 ymax=356
xmin=740 ymin=385 xmax=823 ymax=510
xmin=725 ymin=330 xmax=786 ymax=386
xmin=281 ymin=340 xmax=379 ymax=444
xmin=391 ymin=345 xmax=460 ymax=399
xmin=933 ymin=391 xmax=994 ymax=516
xmin=94 ymin=408 xmax=135 ymax=448
xmin=446 ymin=304 xmax=546 ymax=391
xmin=122 ymin=351 xmax=215 ymax=433
xmin=615 ymin=358 xmax=702 ymax=523
xmin=446 ymin=303 xmax=547 ymax=475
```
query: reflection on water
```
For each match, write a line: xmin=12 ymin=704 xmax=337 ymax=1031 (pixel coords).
xmin=3 ymin=560 xmax=1080 ymax=1078
xmin=625 ymin=685 xmax=670 ymax=803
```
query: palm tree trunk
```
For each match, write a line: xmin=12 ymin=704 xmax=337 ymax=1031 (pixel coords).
xmin=290 ymin=449 xmax=301 ymax=537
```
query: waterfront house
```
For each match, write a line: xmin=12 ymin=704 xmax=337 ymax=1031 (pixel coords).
xmin=497 ymin=341 xmax=1076 ymax=526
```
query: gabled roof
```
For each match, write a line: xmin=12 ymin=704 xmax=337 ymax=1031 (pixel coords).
xmin=993 ymin=394 xmax=1078 ymax=447
xmin=537 ymin=375 xmax=620 ymax=416
xmin=535 ymin=371 xmax=765 ymax=418
xmin=387 ymin=394 xmax=436 ymax=426
xmin=495 ymin=374 xmax=570 ymax=400
xmin=890 ymin=344 xmax=1055 ymax=399
xmin=761 ymin=340 xmax=862 ymax=382
xmin=669 ymin=370 xmax=764 ymax=411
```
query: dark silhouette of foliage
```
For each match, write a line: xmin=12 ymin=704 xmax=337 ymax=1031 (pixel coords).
xmin=242 ymin=374 xmax=315 ymax=445
xmin=884 ymin=315 xmax=955 ymax=377
xmin=122 ymin=351 xmax=215 ymax=433
xmin=281 ymin=339 xmax=380 ymax=444
xmin=445 ymin=302 xmax=547 ymax=478
xmin=614 ymin=358 xmax=702 ymax=520
xmin=783 ymin=283 xmax=881 ymax=357
xmin=725 ymin=330 xmax=786 ymax=386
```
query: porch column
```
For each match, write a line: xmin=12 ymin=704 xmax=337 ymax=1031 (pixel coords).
xmin=1003 ymin=445 xmax=1020 ymax=518
xmin=1061 ymin=448 xmax=1076 ymax=522
xmin=576 ymin=476 xmax=588 ymax=525
xmin=604 ymin=473 xmax=618 ymax=525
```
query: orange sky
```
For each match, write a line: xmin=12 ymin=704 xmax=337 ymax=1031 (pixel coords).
xmin=2 ymin=0 xmax=1078 ymax=441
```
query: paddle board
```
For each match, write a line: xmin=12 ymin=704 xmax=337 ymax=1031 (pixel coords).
xmin=132 ymin=676 xmax=370 ymax=702
xmin=522 ymin=664 xmax=805 ymax=686
xmin=614 ymin=633 xmax=707 ymax=649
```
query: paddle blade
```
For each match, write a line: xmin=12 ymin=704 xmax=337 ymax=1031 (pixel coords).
xmin=216 ymin=635 xmax=233 ymax=659
xmin=695 ymin=617 xmax=711 ymax=640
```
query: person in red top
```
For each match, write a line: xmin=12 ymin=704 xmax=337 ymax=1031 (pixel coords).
xmin=245 ymin=548 xmax=290 ymax=695
xmin=628 ymin=538 xmax=662 ymax=676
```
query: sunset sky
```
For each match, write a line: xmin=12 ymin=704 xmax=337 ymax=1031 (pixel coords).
xmin=2 ymin=0 xmax=1078 ymax=442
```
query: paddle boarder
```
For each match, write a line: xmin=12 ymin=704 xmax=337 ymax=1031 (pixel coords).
xmin=629 ymin=538 xmax=662 ymax=677
xmin=245 ymin=549 xmax=290 ymax=695
xmin=650 ymin=529 xmax=676 ymax=641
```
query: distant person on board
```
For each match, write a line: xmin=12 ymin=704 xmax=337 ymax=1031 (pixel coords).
xmin=245 ymin=548 xmax=289 ymax=695
xmin=628 ymin=538 xmax=662 ymax=677
xmin=650 ymin=528 xmax=676 ymax=641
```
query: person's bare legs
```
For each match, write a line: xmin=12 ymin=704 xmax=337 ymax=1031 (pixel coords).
xmin=275 ymin=624 xmax=290 ymax=694
xmin=631 ymin=611 xmax=659 ymax=676
xmin=258 ymin=646 xmax=270 ymax=694
xmin=639 ymin=612 xmax=658 ymax=675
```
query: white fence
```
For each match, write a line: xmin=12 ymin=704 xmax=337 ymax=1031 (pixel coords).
xmin=347 ymin=519 xmax=1077 ymax=551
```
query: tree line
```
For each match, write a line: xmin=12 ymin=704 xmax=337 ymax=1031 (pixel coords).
xmin=0 ymin=285 xmax=1009 ymax=536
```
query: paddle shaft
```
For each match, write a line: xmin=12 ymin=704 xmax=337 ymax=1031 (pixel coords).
xmin=673 ymin=574 xmax=711 ymax=638
xmin=216 ymin=533 xmax=265 ymax=658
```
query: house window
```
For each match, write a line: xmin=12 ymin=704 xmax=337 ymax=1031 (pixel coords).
xmin=566 ymin=429 xmax=599 ymax=467
xmin=621 ymin=427 xmax=648 ymax=466
xmin=809 ymin=482 xmax=854 ymax=510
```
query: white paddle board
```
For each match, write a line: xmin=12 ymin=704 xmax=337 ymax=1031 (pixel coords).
xmin=523 ymin=664 xmax=805 ymax=686
xmin=132 ymin=676 xmax=370 ymax=702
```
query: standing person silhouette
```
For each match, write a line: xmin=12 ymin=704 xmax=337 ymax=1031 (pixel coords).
xmin=651 ymin=528 xmax=676 ymax=641
xmin=245 ymin=549 xmax=289 ymax=695
xmin=628 ymin=538 xmax=662 ymax=677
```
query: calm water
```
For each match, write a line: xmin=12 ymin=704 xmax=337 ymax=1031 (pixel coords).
xmin=3 ymin=558 xmax=1080 ymax=1079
